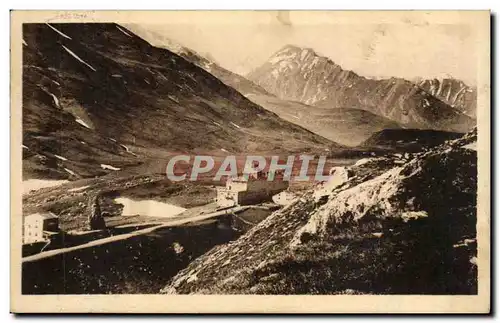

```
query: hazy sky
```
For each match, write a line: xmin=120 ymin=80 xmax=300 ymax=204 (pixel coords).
xmin=134 ymin=12 xmax=479 ymax=85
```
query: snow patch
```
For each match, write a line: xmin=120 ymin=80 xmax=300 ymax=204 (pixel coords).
xmin=22 ymin=145 xmax=29 ymax=150
xmin=278 ymin=60 xmax=293 ymax=72
xmin=54 ymin=155 xmax=68 ymax=161
xmin=354 ymin=158 xmax=372 ymax=166
xmin=272 ymin=191 xmax=297 ymax=206
xmin=62 ymin=45 xmax=97 ymax=72
xmin=446 ymin=85 xmax=452 ymax=102
xmin=230 ymin=122 xmax=241 ymax=129
xmin=173 ymin=242 xmax=185 ymax=254
xmin=120 ymin=144 xmax=137 ymax=156
xmin=46 ymin=23 xmax=72 ymax=39
xmin=462 ymin=142 xmax=477 ymax=151
xmin=186 ymin=273 xmax=198 ymax=283
xmin=48 ymin=92 xmax=60 ymax=108
xmin=22 ymin=39 xmax=28 ymax=46
xmin=75 ymin=118 xmax=91 ymax=129
xmin=268 ymin=51 xmax=297 ymax=64
xmin=101 ymin=164 xmax=121 ymax=171
xmin=168 ymin=95 xmax=179 ymax=103
xmin=64 ymin=168 xmax=77 ymax=176
xmin=437 ymin=80 xmax=443 ymax=95
xmin=309 ymin=57 xmax=320 ymax=69
xmin=313 ymin=167 xmax=353 ymax=201
xmin=401 ymin=211 xmax=428 ymax=222
xmin=300 ymin=49 xmax=309 ymax=61
xmin=52 ymin=80 xmax=60 ymax=86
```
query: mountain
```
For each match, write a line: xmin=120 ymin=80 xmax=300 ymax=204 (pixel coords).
xmin=417 ymin=78 xmax=477 ymax=118
xmin=247 ymin=45 xmax=475 ymax=133
xmin=22 ymin=24 xmax=337 ymax=180
xmin=162 ymin=129 xmax=477 ymax=294
xmin=125 ymin=28 xmax=402 ymax=146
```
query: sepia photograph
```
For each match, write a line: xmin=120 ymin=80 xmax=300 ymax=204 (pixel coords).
xmin=10 ymin=10 xmax=490 ymax=313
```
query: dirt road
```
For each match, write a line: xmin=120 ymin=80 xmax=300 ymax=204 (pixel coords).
xmin=22 ymin=205 xmax=250 ymax=263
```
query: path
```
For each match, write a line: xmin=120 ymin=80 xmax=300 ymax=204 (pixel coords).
xmin=22 ymin=205 xmax=251 ymax=263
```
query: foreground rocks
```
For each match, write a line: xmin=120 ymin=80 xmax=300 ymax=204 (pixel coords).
xmin=162 ymin=129 xmax=478 ymax=295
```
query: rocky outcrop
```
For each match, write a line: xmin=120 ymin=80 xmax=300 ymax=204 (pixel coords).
xmin=247 ymin=45 xmax=475 ymax=133
xmin=162 ymin=129 xmax=477 ymax=295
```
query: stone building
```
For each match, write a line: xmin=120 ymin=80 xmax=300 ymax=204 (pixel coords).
xmin=23 ymin=212 xmax=59 ymax=244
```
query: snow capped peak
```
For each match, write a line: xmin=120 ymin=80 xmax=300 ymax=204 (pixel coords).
xmin=267 ymin=45 xmax=321 ymax=66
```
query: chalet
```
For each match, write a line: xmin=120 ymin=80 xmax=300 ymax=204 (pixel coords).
xmin=23 ymin=212 xmax=60 ymax=244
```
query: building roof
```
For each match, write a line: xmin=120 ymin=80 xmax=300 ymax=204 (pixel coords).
xmin=26 ymin=212 xmax=59 ymax=220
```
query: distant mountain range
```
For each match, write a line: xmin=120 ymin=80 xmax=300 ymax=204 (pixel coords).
xmin=127 ymin=30 xmax=475 ymax=146
xmin=126 ymin=28 xmax=400 ymax=146
xmin=246 ymin=45 xmax=475 ymax=133
xmin=22 ymin=24 xmax=335 ymax=179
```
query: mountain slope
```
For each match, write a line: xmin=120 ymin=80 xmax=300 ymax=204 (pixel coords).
xmin=417 ymin=78 xmax=477 ymax=118
xmin=22 ymin=24 xmax=337 ymax=179
xmin=247 ymin=45 xmax=475 ymax=133
xmin=360 ymin=128 xmax=465 ymax=152
xmin=124 ymin=24 xmax=270 ymax=97
xmin=162 ymin=129 xmax=477 ymax=294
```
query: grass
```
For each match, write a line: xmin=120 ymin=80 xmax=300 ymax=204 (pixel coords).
xmin=206 ymin=210 xmax=477 ymax=295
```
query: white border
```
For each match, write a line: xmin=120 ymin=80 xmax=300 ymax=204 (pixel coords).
xmin=3 ymin=1 xmax=497 ymax=321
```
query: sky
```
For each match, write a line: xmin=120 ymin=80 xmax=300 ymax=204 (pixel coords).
xmin=133 ymin=11 xmax=480 ymax=85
